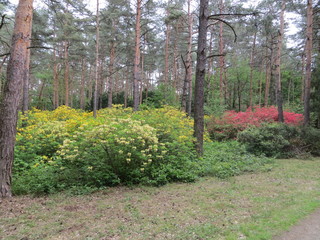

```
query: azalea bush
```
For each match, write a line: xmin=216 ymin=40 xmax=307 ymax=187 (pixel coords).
xmin=13 ymin=105 xmax=200 ymax=195
xmin=206 ymin=106 xmax=303 ymax=141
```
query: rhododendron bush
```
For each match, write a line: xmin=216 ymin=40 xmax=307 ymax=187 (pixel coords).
xmin=206 ymin=106 xmax=303 ymax=141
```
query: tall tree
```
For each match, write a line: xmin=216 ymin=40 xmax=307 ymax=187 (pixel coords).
xmin=133 ymin=0 xmax=142 ymax=111
xmin=304 ymin=0 xmax=313 ymax=125
xmin=93 ymin=0 xmax=100 ymax=117
xmin=194 ymin=0 xmax=208 ymax=155
xmin=275 ymin=0 xmax=286 ymax=122
xmin=0 ymin=0 xmax=33 ymax=197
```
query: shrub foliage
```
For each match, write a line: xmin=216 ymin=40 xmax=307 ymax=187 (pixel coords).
xmin=206 ymin=106 xmax=303 ymax=141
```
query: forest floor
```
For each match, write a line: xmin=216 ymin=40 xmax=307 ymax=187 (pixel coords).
xmin=0 ymin=158 xmax=320 ymax=240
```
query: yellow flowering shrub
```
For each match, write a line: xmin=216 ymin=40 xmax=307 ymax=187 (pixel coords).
xmin=14 ymin=105 xmax=203 ymax=194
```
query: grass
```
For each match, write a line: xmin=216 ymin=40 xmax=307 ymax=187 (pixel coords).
xmin=1 ymin=158 xmax=320 ymax=240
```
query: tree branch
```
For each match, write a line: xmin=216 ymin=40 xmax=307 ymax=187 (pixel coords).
xmin=209 ymin=18 xmax=237 ymax=42
xmin=208 ymin=12 xmax=258 ymax=19
xmin=0 ymin=14 xmax=6 ymax=30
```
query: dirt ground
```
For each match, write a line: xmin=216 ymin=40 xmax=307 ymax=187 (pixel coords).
xmin=273 ymin=209 xmax=320 ymax=240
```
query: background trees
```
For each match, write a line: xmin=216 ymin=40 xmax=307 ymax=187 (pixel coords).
xmin=0 ymin=0 xmax=319 ymax=165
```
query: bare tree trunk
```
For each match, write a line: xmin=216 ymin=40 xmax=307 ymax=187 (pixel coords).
xmin=194 ymin=0 xmax=208 ymax=156
xmin=186 ymin=0 xmax=193 ymax=115
xmin=219 ymin=0 xmax=225 ymax=105
xmin=249 ymin=29 xmax=257 ymax=107
xmin=0 ymin=55 xmax=8 ymax=96
xmin=133 ymin=0 xmax=142 ymax=111
xmin=64 ymin=41 xmax=69 ymax=106
xmin=275 ymin=0 xmax=286 ymax=122
xmin=93 ymin=0 xmax=100 ymax=117
xmin=164 ymin=7 xmax=171 ymax=85
xmin=304 ymin=0 xmax=313 ymax=125
xmin=264 ymin=42 xmax=270 ymax=106
xmin=0 ymin=0 xmax=33 ymax=198
xmin=53 ymin=47 xmax=59 ymax=109
xmin=80 ymin=58 xmax=86 ymax=109
xmin=301 ymin=52 xmax=305 ymax=102
xmin=22 ymin=43 xmax=31 ymax=114
xmin=108 ymin=41 xmax=115 ymax=108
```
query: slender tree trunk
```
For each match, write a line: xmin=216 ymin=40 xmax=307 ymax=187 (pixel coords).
xmin=164 ymin=8 xmax=171 ymax=85
xmin=53 ymin=47 xmax=59 ymax=109
xmin=275 ymin=0 xmax=286 ymax=122
xmin=133 ymin=0 xmax=142 ymax=111
xmin=22 ymin=42 xmax=31 ymax=114
xmin=64 ymin=41 xmax=69 ymax=106
xmin=93 ymin=0 xmax=100 ymax=117
xmin=0 ymin=0 xmax=33 ymax=198
xmin=304 ymin=0 xmax=313 ymax=125
xmin=301 ymin=52 xmax=305 ymax=102
xmin=80 ymin=58 xmax=86 ymax=110
xmin=264 ymin=40 xmax=271 ymax=106
xmin=194 ymin=0 xmax=208 ymax=156
xmin=219 ymin=0 xmax=225 ymax=105
xmin=249 ymin=29 xmax=257 ymax=107
xmin=0 ymin=55 xmax=8 ymax=96
xmin=108 ymin=21 xmax=116 ymax=108
xmin=186 ymin=0 xmax=193 ymax=115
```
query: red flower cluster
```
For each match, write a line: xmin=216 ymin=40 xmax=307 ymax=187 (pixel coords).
xmin=206 ymin=106 xmax=303 ymax=141
xmin=223 ymin=106 xmax=303 ymax=127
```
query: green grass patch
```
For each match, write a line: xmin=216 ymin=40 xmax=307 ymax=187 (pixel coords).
xmin=1 ymin=158 xmax=320 ymax=239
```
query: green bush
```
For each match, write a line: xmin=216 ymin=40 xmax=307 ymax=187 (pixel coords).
xmin=238 ymin=123 xmax=320 ymax=158
xmin=202 ymin=141 xmax=273 ymax=179
xmin=13 ymin=106 xmax=200 ymax=195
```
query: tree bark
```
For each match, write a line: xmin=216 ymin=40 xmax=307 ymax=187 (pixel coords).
xmin=80 ymin=58 xmax=86 ymax=110
xmin=219 ymin=0 xmax=225 ymax=105
xmin=249 ymin=29 xmax=257 ymax=107
xmin=275 ymin=0 xmax=286 ymax=122
xmin=22 ymin=44 xmax=31 ymax=114
xmin=304 ymin=0 xmax=313 ymax=126
xmin=108 ymin=41 xmax=116 ymax=108
xmin=133 ymin=0 xmax=142 ymax=111
xmin=0 ymin=0 xmax=33 ymax=198
xmin=63 ymin=41 xmax=69 ymax=106
xmin=194 ymin=0 xmax=208 ymax=156
xmin=93 ymin=0 xmax=100 ymax=117
xmin=53 ymin=47 xmax=59 ymax=109
xmin=186 ymin=0 xmax=193 ymax=115
xmin=164 ymin=7 xmax=171 ymax=85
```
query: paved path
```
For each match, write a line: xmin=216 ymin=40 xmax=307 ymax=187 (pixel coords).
xmin=273 ymin=209 xmax=320 ymax=240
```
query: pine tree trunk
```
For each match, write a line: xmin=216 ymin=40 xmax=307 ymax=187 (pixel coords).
xmin=22 ymin=45 xmax=31 ymax=114
xmin=53 ymin=47 xmax=59 ymax=109
xmin=93 ymin=0 xmax=100 ymax=117
xmin=219 ymin=0 xmax=225 ymax=105
xmin=133 ymin=0 xmax=142 ymax=111
xmin=0 ymin=0 xmax=33 ymax=198
xmin=275 ymin=0 xmax=286 ymax=122
xmin=108 ymin=41 xmax=115 ymax=108
xmin=164 ymin=10 xmax=171 ymax=85
xmin=249 ymin=29 xmax=257 ymax=107
xmin=64 ymin=41 xmax=69 ymax=106
xmin=194 ymin=0 xmax=208 ymax=156
xmin=304 ymin=0 xmax=313 ymax=125
xmin=80 ymin=58 xmax=86 ymax=110
xmin=186 ymin=0 xmax=193 ymax=115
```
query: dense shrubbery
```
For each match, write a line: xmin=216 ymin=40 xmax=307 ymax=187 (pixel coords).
xmin=13 ymin=106 xmax=200 ymax=195
xmin=13 ymin=105 xmax=273 ymax=195
xmin=201 ymin=141 xmax=273 ymax=178
xmin=206 ymin=106 xmax=303 ymax=141
xmin=238 ymin=123 xmax=320 ymax=158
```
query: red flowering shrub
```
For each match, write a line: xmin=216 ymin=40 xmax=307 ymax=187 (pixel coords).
xmin=206 ymin=106 xmax=303 ymax=141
